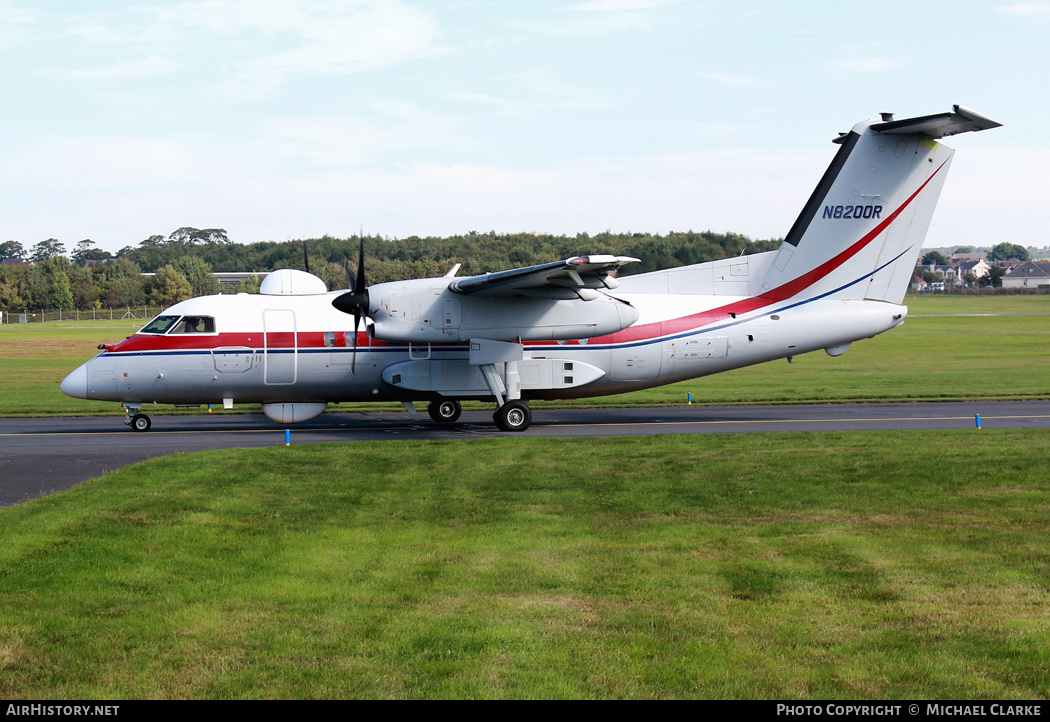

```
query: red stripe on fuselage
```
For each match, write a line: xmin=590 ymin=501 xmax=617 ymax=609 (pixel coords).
xmin=108 ymin=330 xmax=379 ymax=354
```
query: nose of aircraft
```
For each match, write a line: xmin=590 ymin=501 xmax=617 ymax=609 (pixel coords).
xmin=60 ymin=363 xmax=89 ymax=399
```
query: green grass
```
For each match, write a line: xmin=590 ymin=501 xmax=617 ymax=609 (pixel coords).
xmin=905 ymin=293 xmax=1050 ymax=316
xmin=3 ymin=294 xmax=1049 ymax=417
xmin=1 ymin=431 xmax=1048 ymax=698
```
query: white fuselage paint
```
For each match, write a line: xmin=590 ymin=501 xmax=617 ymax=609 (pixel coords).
xmin=65 ymin=287 xmax=904 ymax=408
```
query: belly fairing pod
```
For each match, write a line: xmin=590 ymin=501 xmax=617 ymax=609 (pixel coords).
xmin=261 ymin=402 xmax=328 ymax=424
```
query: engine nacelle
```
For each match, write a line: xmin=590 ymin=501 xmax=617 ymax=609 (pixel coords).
xmin=366 ymin=281 xmax=639 ymax=344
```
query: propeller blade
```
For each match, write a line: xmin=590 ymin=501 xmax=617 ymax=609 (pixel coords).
xmin=331 ymin=233 xmax=370 ymax=375
xmin=356 ymin=233 xmax=366 ymax=296
xmin=332 ymin=234 xmax=369 ymax=313
xmin=351 ymin=308 xmax=360 ymax=375
xmin=343 ymin=257 xmax=355 ymax=292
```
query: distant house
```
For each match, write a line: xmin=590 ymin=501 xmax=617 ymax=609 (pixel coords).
xmin=951 ymin=251 xmax=988 ymax=263
xmin=921 ymin=263 xmax=963 ymax=284
xmin=1002 ymin=261 xmax=1050 ymax=289
xmin=915 ymin=258 xmax=991 ymax=287
xmin=958 ymin=259 xmax=991 ymax=280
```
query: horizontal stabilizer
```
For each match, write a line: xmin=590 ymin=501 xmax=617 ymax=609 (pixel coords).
xmin=869 ymin=105 xmax=1002 ymax=139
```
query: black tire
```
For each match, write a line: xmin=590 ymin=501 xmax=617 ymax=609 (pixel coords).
xmin=493 ymin=401 xmax=531 ymax=432
xmin=131 ymin=414 xmax=151 ymax=432
xmin=428 ymin=399 xmax=462 ymax=423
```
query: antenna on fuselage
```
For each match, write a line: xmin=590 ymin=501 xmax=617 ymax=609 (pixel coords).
xmin=302 ymin=241 xmax=310 ymax=275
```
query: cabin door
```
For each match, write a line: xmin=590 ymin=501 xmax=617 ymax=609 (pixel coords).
xmin=263 ymin=309 xmax=297 ymax=385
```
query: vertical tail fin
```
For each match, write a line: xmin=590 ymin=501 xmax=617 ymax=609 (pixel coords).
xmin=760 ymin=106 xmax=1000 ymax=305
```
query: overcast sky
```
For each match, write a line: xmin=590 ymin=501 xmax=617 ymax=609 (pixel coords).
xmin=1 ymin=0 xmax=1044 ymax=254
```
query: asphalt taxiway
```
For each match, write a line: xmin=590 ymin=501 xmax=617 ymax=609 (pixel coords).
xmin=3 ymin=400 xmax=1050 ymax=506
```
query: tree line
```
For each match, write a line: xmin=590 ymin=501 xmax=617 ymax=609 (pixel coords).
xmin=0 ymin=227 xmax=780 ymax=311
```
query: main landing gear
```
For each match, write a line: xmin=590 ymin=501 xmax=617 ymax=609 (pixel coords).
xmin=493 ymin=400 xmax=531 ymax=432
xmin=427 ymin=398 xmax=533 ymax=431
xmin=428 ymin=400 xmax=462 ymax=423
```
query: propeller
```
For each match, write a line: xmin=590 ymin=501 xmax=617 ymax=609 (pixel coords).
xmin=332 ymin=234 xmax=369 ymax=371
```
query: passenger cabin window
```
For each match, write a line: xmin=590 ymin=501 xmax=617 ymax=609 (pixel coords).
xmin=171 ymin=316 xmax=216 ymax=334
xmin=140 ymin=315 xmax=180 ymax=335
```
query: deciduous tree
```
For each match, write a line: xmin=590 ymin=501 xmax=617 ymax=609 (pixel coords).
xmin=30 ymin=238 xmax=65 ymax=262
xmin=144 ymin=265 xmax=193 ymax=306
xmin=988 ymin=242 xmax=1028 ymax=262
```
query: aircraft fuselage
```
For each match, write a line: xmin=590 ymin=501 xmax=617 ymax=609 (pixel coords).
xmin=63 ymin=285 xmax=904 ymax=408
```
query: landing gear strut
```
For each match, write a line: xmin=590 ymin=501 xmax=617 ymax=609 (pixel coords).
xmin=428 ymin=400 xmax=462 ymax=423
xmin=493 ymin=400 xmax=531 ymax=432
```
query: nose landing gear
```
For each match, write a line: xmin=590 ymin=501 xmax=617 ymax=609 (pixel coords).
xmin=123 ymin=404 xmax=151 ymax=432
xmin=128 ymin=414 xmax=152 ymax=432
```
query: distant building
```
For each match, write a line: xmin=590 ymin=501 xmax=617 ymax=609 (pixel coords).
xmin=914 ymin=258 xmax=991 ymax=287
xmin=1002 ymin=261 xmax=1050 ymax=289
xmin=951 ymin=251 xmax=987 ymax=263
xmin=957 ymin=258 xmax=991 ymax=280
xmin=139 ymin=271 xmax=272 ymax=290
xmin=212 ymin=272 xmax=271 ymax=289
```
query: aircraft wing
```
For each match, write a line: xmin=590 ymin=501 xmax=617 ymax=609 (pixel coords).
xmin=870 ymin=105 xmax=1002 ymax=138
xmin=448 ymin=255 xmax=639 ymax=298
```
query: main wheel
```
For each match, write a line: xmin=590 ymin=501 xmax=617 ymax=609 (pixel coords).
xmin=493 ymin=401 xmax=531 ymax=432
xmin=428 ymin=400 xmax=462 ymax=423
xmin=130 ymin=413 xmax=151 ymax=432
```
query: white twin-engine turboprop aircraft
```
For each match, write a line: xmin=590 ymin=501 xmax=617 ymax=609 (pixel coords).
xmin=62 ymin=106 xmax=1000 ymax=432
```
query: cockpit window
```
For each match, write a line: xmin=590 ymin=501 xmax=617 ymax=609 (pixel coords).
xmin=139 ymin=315 xmax=180 ymax=335
xmin=139 ymin=315 xmax=217 ymax=335
xmin=171 ymin=316 xmax=216 ymax=334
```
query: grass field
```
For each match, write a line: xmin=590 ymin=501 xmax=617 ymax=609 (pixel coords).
xmin=0 ymin=432 xmax=1047 ymax=699
xmin=1 ymin=294 xmax=1049 ymax=417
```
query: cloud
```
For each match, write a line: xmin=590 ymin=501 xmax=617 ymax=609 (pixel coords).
xmin=516 ymin=0 xmax=678 ymax=36
xmin=994 ymin=2 xmax=1050 ymax=18
xmin=698 ymin=72 xmax=762 ymax=88
xmin=256 ymin=100 xmax=475 ymax=166
xmin=566 ymin=0 xmax=679 ymax=10
xmin=826 ymin=57 xmax=910 ymax=73
xmin=66 ymin=56 xmax=182 ymax=80
xmin=448 ymin=68 xmax=611 ymax=121
xmin=165 ymin=0 xmax=442 ymax=85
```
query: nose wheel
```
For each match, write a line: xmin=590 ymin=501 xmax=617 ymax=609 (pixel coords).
xmin=126 ymin=413 xmax=151 ymax=432
xmin=493 ymin=400 xmax=531 ymax=432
